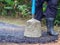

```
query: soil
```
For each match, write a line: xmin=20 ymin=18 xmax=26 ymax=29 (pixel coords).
xmin=0 ymin=16 xmax=60 ymax=45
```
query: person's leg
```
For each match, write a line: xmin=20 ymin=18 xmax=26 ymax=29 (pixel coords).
xmin=34 ymin=0 xmax=44 ymax=21
xmin=45 ymin=0 xmax=58 ymax=36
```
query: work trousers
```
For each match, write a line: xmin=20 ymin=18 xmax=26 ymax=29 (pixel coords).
xmin=35 ymin=0 xmax=58 ymax=21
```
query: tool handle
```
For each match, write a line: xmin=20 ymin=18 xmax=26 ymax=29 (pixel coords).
xmin=32 ymin=0 xmax=35 ymax=18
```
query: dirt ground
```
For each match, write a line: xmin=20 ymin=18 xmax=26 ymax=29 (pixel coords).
xmin=0 ymin=40 xmax=60 ymax=45
xmin=0 ymin=16 xmax=60 ymax=45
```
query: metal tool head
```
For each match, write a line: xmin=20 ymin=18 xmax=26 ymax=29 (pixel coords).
xmin=24 ymin=18 xmax=41 ymax=37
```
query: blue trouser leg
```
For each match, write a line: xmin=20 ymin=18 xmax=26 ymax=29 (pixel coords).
xmin=45 ymin=0 xmax=58 ymax=36
xmin=35 ymin=0 xmax=44 ymax=21
xmin=45 ymin=0 xmax=58 ymax=18
xmin=35 ymin=0 xmax=58 ymax=20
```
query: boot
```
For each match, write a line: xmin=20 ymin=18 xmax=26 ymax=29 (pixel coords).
xmin=46 ymin=18 xmax=58 ymax=36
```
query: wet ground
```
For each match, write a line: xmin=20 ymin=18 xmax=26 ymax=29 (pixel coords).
xmin=0 ymin=22 xmax=58 ymax=44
